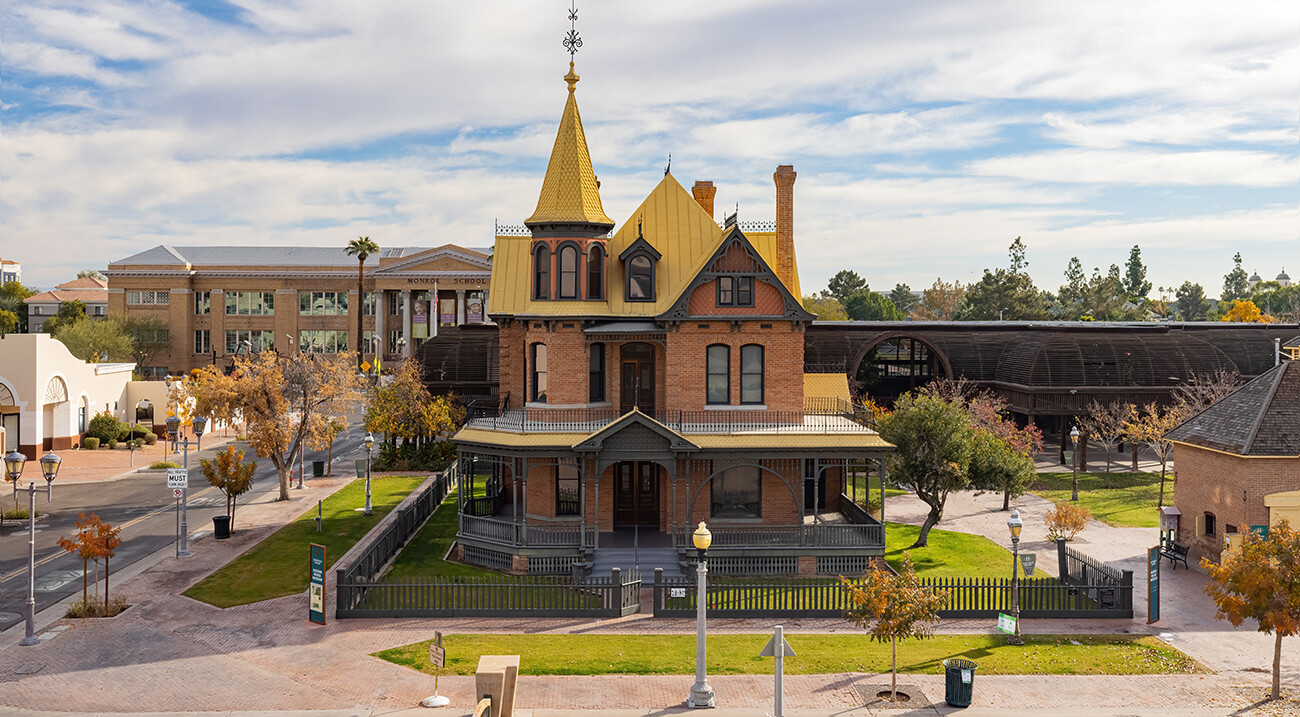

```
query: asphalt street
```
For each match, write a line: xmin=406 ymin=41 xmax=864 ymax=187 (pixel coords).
xmin=0 ymin=424 xmax=367 ymax=631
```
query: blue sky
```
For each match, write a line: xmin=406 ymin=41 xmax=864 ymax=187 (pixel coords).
xmin=2 ymin=0 xmax=1297 ymax=298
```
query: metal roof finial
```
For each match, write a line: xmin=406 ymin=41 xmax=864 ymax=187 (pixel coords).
xmin=563 ymin=1 xmax=582 ymax=60
xmin=664 ymin=154 xmax=671 ymax=177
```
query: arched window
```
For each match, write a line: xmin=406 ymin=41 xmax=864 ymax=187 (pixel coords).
xmin=587 ymin=245 xmax=604 ymax=300
xmin=531 ymin=343 xmax=548 ymax=403
xmin=533 ymin=245 xmax=551 ymax=300
xmin=627 ymin=254 xmax=655 ymax=301
xmin=589 ymin=342 xmax=606 ymax=402
xmin=706 ymin=344 xmax=729 ymax=404
xmin=740 ymin=344 xmax=764 ymax=404
xmin=558 ymin=244 xmax=579 ymax=299
xmin=711 ymin=466 xmax=761 ymax=518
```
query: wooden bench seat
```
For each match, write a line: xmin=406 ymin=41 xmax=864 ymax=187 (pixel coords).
xmin=1160 ymin=541 xmax=1189 ymax=570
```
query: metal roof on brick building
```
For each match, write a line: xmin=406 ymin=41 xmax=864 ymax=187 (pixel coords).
xmin=1166 ymin=361 xmax=1300 ymax=456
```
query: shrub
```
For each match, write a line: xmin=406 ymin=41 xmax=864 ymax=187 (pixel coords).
xmin=106 ymin=438 xmax=118 ymax=449
xmin=131 ymin=438 xmax=144 ymax=449
xmin=2 ymin=508 xmax=39 ymax=520
xmin=149 ymin=460 xmax=180 ymax=470
xmin=143 ymin=432 xmax=157 ymax=445
xmin=83 ymin=437 xmax=100 ymax=450
xmin=66 ymin=595 xmax=129 ymax=619
xmin=116 ymin=425 xmax=130 ymax=442
xmin=87 ymin=411 xmax=123 ymax=444
xmin=130 ymin=423 xmax=150 ymax=439
xmin=1046 ymin=502 xmax=1092 ymax=542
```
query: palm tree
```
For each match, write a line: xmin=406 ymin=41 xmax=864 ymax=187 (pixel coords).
xmin=345 ymin=236 xmax=380 ymax=371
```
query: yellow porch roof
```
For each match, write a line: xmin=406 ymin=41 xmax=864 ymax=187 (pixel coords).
xmin=453 ymin=426 xmax=891 ymax=451
xmin=804 ymin=373 xmax=851 ymax=402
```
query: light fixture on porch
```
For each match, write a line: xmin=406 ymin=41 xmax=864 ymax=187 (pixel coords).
xmin=1069 ymin=425 xmax=1080 ymax=501
xmin=1006 ymin=509 xmax=1024 ymax=646
xmin=688 ymin=521 xmax=715 ymax=708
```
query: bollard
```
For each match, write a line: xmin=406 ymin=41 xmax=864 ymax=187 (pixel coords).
xmin=315 ymin=500 xmax=323 ymax=532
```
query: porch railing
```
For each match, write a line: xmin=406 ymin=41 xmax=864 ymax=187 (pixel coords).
xmin=670 ymin=522 xmax=883 ymax=550
xmin=459 ymin=514 xmax=591 ymax=548
xmin=464 ymin=398 xmax=877 ymax=434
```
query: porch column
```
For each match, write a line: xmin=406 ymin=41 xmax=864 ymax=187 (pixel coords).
xmin=432 ymin=280 xmax=440 ymax=338
xmin=579 ymin=456 xmax=587 ymax=548
xmin=520 ymin=457 xmax=528 ymax=543
xmin=512 ymin=457 xmax=519 ymax=523
xmin=878 ymin=457 xmax=886 ymax=526
xmin=456 ymin=289 xmax=466 ymax=325
xmin=402 ymin=290 xmax=412 ymax=357
xmin=593 ymin=463 xmax=600 ymax=549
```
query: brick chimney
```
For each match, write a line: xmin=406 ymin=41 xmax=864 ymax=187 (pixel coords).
xmin=692 ymin=181 xmax=716 ymax=219
xmin=774 ymin=165 xmax=796 ymax=292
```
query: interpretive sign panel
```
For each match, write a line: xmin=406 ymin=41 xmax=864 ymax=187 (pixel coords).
xmin=1147 ymin=546 xmax=1160 ymax=624
xmin=309 ymin=543 xmax=327 ymax=625
xmin=996 ymin=612 xmax=1017 ymax=634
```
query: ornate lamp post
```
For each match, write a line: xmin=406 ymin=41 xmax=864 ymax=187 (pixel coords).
xmin=1007 ymin=509 xmax=1024 ymax=646
xmin=4 ymin=450 xmax=61 ymax=646
xmin=688 ymin=521 xmax=715 ymax=708
xmin=1070 ymin=425 xmax=1080 ymax=501
xmin=363 ymin=432 xmax=375 ymax=516
xmin=166 ymin=414 xmax=180 ymax=455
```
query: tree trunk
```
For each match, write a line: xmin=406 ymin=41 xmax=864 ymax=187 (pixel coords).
xmin=1131 ymin=444 xmax=1139 ymax=471
xmin=327 ymin=439 xmax=334 ymax=476
xmin=275 ymin=462 xmax=291 ymax=501
xmin=891 ymin=636 xmax=898 ymax=702
xmin=356 ymin=258 xmax=365 ymax=372
xmin=1272 ymin=631 xmax=1281 ymax=700
xmin=104 ymin=556 xmax=110 ymax=610
xmin=910 ymin=505 xmax=943 ymax=548
xmin=83 ymin=557 xmax=88 ymax=606
xmin=1103 ymin=444 xmax=1112 ymax=487
xmin=1002 ymin=489 xmax=1011 ymax=511
xmin=231 ymin=495 xmax=238 ymax=531
xmin=1157 ymin=460 xmax=1167 ymax=507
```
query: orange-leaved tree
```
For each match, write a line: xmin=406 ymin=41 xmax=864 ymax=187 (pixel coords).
xmin=1202 ymin=520 xmax=1299 ymax=701
xmin=199 ymin=446 xmax=257 ymax=529
xmin=1219 ymin=299 xmax=1273 ymax=324
xmin=57 ymin=513 xmax=108 ymax=606
xmin=841 ymin=555 xmax=948 ymax=702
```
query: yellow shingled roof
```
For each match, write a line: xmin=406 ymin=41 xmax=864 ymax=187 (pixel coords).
xmin=492 ymin=173 xmax=794 ymax=317
xmin=453 ymin=425 xmax=891 ymax=451
xmin=803 ymin=373 xmax=851 ymax=402
xmin=524 ymin=63 xmax=613 ymax=227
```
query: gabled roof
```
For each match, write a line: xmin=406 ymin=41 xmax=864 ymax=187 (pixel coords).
xmin=658 ymin=224 xmax=814 ymax=322
xmin=25 ymin=289 xmax=108 ymax=304
xmin=1166 ymin=361 xmax=1300 ymax=456
xmin=373 ymin=244 xmax=492 ymax=273
xmin=524 ymin=63 xmax=613 ymax=228
xmin=55 ymin=276 xmax=108 ymax=290
xmin=571 ymin=408 xmax=698 ymax=452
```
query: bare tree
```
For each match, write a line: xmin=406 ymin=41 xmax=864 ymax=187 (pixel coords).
xmin=1077 ymin=400 xmax=1134 ymax=486
xmin=1172 ymin=369 xmax=1240 ymax=414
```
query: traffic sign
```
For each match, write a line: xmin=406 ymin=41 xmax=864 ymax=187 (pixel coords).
xmin=173 ymin=488 xmax=183 ymax=498
xmin=167 ymin=468 xmax=188 ymax=489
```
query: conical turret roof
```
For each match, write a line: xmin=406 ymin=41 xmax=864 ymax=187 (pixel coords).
xmin=525 ymin=62 xmax=614 ymax=228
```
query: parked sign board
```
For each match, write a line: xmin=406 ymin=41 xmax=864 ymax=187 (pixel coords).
xmin=1147 ymin=546 xmax=1160 ymax=624
xmin=309 ymin=543 xmax=327 ymax=625
xmin=166 ymin=468 xmax=188 ymax=489
xmin=430 ymin=631 xmax=445 ymax=669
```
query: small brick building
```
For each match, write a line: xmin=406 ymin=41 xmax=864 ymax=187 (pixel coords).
xmin=452 ymin=60 xmax=892 ymax=576
xmin=1166 ymin=360 xmax=1300 ymax=567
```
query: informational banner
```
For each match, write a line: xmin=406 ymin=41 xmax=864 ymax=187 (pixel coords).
xmin=412 ymin=297 xmax=429 ymax=340
xmin=996 ymin=612 xmax=1017 ymax=634
xmin=440 ymin=296 xmax=455 ymax=326
xmin=467 ymin=292 xmax=483 ymax=324
xmin=309 ymin=543 xmax=327 ymax=625
xmin=1147 ymin=546 xmax=1160 ymax=624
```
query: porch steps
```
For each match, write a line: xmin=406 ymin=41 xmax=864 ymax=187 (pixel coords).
xmin=590 ymin=547 xmax=685 ymax=578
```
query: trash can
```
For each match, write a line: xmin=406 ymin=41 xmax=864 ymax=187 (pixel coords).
xmin=942 ymin=658 xmax=977 ymax=708
xmin=212 ymin=515 xmax=232 ymax=540
xmin=312 ymin=460 xmax=325 ymax=477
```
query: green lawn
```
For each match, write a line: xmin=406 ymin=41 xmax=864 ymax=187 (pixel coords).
xmin=846 ymin=471 xmax=909 ymax=499
xmin=374 ymin=633 xmax=1203 ymax=676
xmin=1030 ymin=472 xmax=1172 ymax=528
xmin=383 ymin=487 xmax=496 ymax=580
xmin=884 ymin=522 xmax=1017 ymax=579
xmin=184 ymin=475 xmax=427 ymax=607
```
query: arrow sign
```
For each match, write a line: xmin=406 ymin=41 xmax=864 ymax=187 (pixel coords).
xmin=759 ymin=625 xmax=796 ymax=717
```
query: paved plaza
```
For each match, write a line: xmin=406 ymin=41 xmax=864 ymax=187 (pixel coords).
xmin=0 ymin=465 xmax=1294 ymax=716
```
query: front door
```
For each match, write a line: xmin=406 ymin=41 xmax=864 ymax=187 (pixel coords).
xmin=620 ymin=343 xmax=656 ymax=414
xmin=614 ymin=462 xmax=659 ymax=527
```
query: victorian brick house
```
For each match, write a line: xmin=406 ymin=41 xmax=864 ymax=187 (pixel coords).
xmin=1166 ymin=359 xmax=1300 ymax=566
xmin=452 ymin=61 xmax=891 ymax=576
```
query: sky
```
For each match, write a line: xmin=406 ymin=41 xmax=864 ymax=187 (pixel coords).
xmin=2 ymin=0 xmax=1297 ymax=298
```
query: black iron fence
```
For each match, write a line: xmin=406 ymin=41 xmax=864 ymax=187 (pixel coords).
xmin=334 ymin=468 xmax=456 ymax=588
xmin=1058 ymin=540 xmax=1125 ymax=586
xmin=464 ymin=399 xmax=877 ymax=434
xmin=652 ymin=568 xmax=1132 ymax=619
xmin=337 ymin=568 xmax=641 ymax=618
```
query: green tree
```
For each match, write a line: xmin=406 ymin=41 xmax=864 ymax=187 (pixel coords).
xmin=841 ymin=555 xmax=948 ymax=703
xmin=958 ymin=237 xmax=1051 ymax=321
xmin=877 ymin=393 xmax=975 ymax=547
xmin=76 ymin=269 xmax=106 ymax=281
xmin=1222 ymin=252 xmax=1250 ymax=303
xmin=844 ymin=290 xmax=905 ymax=321
xmin=0 ymin=281 xmax=35 ymax=333
xmin=118 ymin=315 xmax=171 ymax=368
xmin=966 ymin=430 xmax=1035 ymax=511
xmin=41 ymin=300 xmax=87 ymax=335
xmin=802 ymin=295 xmax=848 ymax=320
xmin=0 ymin=309 xmax=17 ymax=336
xmin=1123 ymin=245 xmax=1151 ymax=300
xmin=54 ymin=317 xmax=134 ymax=362
xmin=1249 ymin=282 xmax=1300 ymax=322
xmin=827 ymin=269 xmax=867 ymax=302
xmin=1058 ymin=257 xmax=1087 ymax=308
xmin=345 ymin=235 xmax=380 ymax=371
xmin=888 ymin=284 xmax=915 ymax=314
xmin=1174 ymin=281 xmax=1210 ymax=320
xmin=1202 ymin=520 xmax=1300 ymax=701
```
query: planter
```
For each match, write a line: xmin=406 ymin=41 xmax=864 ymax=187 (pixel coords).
xmin=213 ymin=515 xmax=232 ymax=539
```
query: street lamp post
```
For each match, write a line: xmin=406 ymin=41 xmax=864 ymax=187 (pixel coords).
xmin=1007 ymin=509 xmax=1024 ymax=646
xmin=4 ymin=450 xmax=62 ymax=647
xmin=175 ymin=416 xmax=207 ymax=558
xmin=363 ymin=432 xmax=375 ymax=516
xmin=688 ymin=521 xmax=715 ymax=708
xmin=1070 ymin=425 xmax=1080 ymax=501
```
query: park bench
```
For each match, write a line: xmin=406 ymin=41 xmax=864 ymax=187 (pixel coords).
xmin=1161 ymin=541 xmax=1189 ymax=570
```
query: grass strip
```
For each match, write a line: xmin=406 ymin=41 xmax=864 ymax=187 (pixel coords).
xmin=884 ymin=522 xmax=1021 ymax=579
xmin=374 ymin=633 xmax=1204 ymax=676
xmin=1030 ymin=472 xmax=1171 ymax=528
xmin=184 ymin=475 xmax=426 ymax=607
xmin=383 ymin=487 xmax=497 ymax=580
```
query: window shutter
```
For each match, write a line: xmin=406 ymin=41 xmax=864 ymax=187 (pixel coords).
xmin=1195 ymin=514 xmax=1206 ymax=537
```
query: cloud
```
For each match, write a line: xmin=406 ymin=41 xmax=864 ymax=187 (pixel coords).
xmin=968 ymin=148 xmax=1298 ymax=186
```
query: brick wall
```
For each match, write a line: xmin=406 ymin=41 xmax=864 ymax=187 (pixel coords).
xmin=687 ymin=278 xmax=785 ymax=316
xmin=498 ymin=320 xmax=526 ymax=408
xmin=664 ymin=323 xmax=804 ymax=413
xmin=1174 ymin=443 xmax=1300 ymax=566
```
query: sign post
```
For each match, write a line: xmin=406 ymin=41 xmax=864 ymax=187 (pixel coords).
xmin=168 ymin=468 xmax=188 ymax=558
xmin=1147 ymin=545 xmax=1160 ymax=624
xmin=759 ymin=625 xmax=797 ymax=717
xmin=422 ymin=631 xmax=451 ymax=708
xmin=309 ymin=543 xmax=327 ymax=625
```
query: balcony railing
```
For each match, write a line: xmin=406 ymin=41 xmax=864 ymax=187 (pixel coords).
xmin=671 ymin=522 xmax=884 ymax=550
xmin=464 ymin=397 xmax=877 ymax=435
xmin=459 ymin=514 xmax=597 ymax=549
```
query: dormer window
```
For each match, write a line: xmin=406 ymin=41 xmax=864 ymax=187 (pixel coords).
xmin=628 ymin=255 xmax=654 ymax=301
xmin=587 ymin=245 xmax=604 ymax=300
xmin=717 ymin=276 xmax=754 ymax=307
xmin=533 ymin=244 xmax=551 ymax=300
xmin=558 ymin=243 xmax=579 ymax=299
